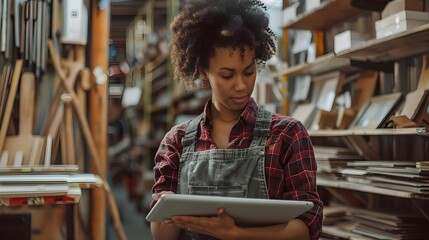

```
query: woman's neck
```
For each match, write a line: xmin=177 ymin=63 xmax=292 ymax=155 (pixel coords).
xmin=210 ymin=104 xmax=242 ymax=123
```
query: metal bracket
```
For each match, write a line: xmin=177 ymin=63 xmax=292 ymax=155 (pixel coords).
xmin=416 ymin=127 xmax=429 ymax=137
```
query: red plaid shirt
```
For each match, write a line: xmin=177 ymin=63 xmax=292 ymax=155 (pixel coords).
xmin=152 ymin=98 xmax=323 ymax=239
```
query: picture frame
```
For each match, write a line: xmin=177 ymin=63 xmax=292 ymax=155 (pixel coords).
xmin=313 ymin=71 xmax=342 ymax=112
xmin=349 ymin=92 xmax=403 ymax=129
xmin=290 ymin=103 xmax=316 ymax=128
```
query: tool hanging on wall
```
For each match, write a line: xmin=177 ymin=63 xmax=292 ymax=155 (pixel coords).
xmin=9 ymin=0 xmax=51 ymax=76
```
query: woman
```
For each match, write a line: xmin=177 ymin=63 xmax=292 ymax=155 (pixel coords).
xmin=150 ymin=0 xmax=323 ymax=239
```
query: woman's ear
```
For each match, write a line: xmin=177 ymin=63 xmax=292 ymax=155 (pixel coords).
xmin=199 ymin=68 xmax=210 ymax=88
xmin=199 ymin=68 xmax=208 ymax=81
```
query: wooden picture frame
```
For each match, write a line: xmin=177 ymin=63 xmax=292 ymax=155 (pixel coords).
xmin=349 ymin=92 xmax=403 ymax=129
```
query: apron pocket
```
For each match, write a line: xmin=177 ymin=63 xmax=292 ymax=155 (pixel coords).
xmin=188 ymin=185 xmax=248 ymax=197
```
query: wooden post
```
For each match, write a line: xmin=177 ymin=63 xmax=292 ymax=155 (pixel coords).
xmin=90 ymin=1 xmax=110 ymax=239
xmin=313 ymin=31 xmax=324 ymax=58
xmin=281 ymin=1 xmax=290 ymax=116
xmin=281 ymin=27 xmax=289 ymax=116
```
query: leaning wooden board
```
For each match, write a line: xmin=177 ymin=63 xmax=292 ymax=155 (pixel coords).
xmin=2 ymin=72 xmax=44 ymax=166
xmin=0 ymin=60 xmax=23 ymax=156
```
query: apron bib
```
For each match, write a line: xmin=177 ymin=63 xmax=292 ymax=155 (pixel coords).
xmin=177 ymin=107 xmax=272 ymax=240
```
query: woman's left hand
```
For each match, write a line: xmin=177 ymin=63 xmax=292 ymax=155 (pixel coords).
xmin=164 ymin=208 xmax=238 ymax=239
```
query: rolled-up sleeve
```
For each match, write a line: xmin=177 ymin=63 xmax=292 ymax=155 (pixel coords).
xmin=150 ymin=124 xmax=187 ymax=208
xmin=266 ymin=116 xmax=323 ymax=239
xmin=279 ymin=121 xmax=323 ymax=240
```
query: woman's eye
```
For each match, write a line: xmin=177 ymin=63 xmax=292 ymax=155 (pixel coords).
xmin=221 ymin=75 xmax=233 ymax=79
xmin=245 ymin=71 xmax=254 ymax=76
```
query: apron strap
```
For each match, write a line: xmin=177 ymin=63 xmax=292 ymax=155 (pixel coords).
xmin=181 ymin=113 xmax=203 ymax=151
xmin=250 ymin=106 xmax=272 ymax=147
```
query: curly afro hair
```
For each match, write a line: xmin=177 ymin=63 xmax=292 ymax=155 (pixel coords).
xmin=170 ymin=0 xmax=276 ymax=89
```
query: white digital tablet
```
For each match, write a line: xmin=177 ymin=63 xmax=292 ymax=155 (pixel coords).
xmin=146 ymin=194 xmax=314 ymax=226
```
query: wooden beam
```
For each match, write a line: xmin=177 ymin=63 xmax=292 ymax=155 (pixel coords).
xmin=90 ymin=2 xmax=109 ymax=239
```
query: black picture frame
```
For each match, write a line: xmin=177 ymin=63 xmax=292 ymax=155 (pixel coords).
xmin=349 ymin=92 xmax=403 ymax=129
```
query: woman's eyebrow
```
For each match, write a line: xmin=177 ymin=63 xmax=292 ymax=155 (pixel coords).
xmin=218 ymin=67 xmax=235 ymax=71
xmin=219 ymin=63 xmax=255 ymax=72
xmin=245 ymin=62 xmax=255 ymax=70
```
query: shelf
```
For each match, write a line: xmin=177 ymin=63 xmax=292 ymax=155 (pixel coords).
xmin=308 ymin=128 xmax=428 ymax=137
xmin=150 ymin=104 xmax=169 ymax=114
xmin=309 ymin=129 xmax=352 ymax=137
xmin=152 ymin=77 xmax=168 ymax=94
xmin=0 ymin=165 xmax=79 ymax=173
xmin=175 ymin=100 xmax=207 ymax=115
xmin=281 ymin=53 xmax=356 ymax=77
xmin=283 ymin=0 xmax=364 ymax=30
xmin=337 ymin=23 xmax=429 ymax=62
xmin=151 ymin=65 xmax=168 ymax=81
xmin=317 ymin=178 xmax=416 ymax=198
xmin=145 ymin=54 xmax=169 ymax=72
xmin=173 ymin=91 xmax=196 ymax=103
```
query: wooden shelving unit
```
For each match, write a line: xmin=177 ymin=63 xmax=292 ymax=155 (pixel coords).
xmin=279 ymin=53 xmax=357 ymax=77
xmin=283 ymin=0 xmax=429 ymax=238
xmin=284 ymin=0 xmax=364 ymax=30
xmin=281 ymin=0 xmax=365 ymax=78
xmin=337 ymin=23 xmax=429 ymax=61
xmin=317 ymin=178 xmax=424 ymax=199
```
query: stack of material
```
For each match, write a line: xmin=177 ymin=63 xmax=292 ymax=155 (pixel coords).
xmin=321 ymin=206 xmax=429 ymax=240
xmin=341 ymin=161 xmax=429 ymax=196
xmin=314 ymin=146 xmax=364 ymax=173
xmin=345 ymin=208 xmax=429 ymax=239
xmin=0 ymin=172 xmax=102 ymax=206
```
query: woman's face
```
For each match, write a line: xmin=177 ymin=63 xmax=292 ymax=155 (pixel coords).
xmin=201 ymin=46 xmax=256 ymax=114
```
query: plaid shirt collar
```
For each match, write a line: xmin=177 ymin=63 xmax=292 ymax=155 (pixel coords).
xmin=201 ymin=97 xmax=259 ymax=124
xmin=200 ymin=97 xmax=259 ymax=137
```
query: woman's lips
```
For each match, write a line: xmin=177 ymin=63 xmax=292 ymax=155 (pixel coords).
xmin=231 ymin=96 xmax=249 ymax=104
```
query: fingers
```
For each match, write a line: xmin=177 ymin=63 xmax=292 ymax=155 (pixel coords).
xmin=152 ymin=191 xmax=174 ymax=201
xmin=216 ymin=207 xmax=225 ymax=216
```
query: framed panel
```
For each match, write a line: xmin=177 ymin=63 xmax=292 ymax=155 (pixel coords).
xmin=349 ymin=92 xmax=403 ymax=129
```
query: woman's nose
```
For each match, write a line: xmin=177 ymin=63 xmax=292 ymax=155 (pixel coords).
xmin=233 ymin=75 xmax=247 ymax=91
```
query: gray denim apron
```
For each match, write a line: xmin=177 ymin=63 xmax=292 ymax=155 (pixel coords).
xmin=177 ymin=107 xmax=272 ymax=240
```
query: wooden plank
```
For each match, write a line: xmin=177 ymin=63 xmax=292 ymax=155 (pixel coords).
xmin=317 ymin=178 xmax=414 ymax=198
xmin=279 ymin=53 xmax=355 ymax=77
xmin=0 ymin=60 xmax=22 ymax=154
xmin=309 ymin=129 xmax=353 ymax=137
xmin=90 ymin=2 xmax=108 ymax=240
xmin=284 ymin=0 xmax=363 ymax=30
xmin=338 ymin=23 xmax=429 ymax=61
